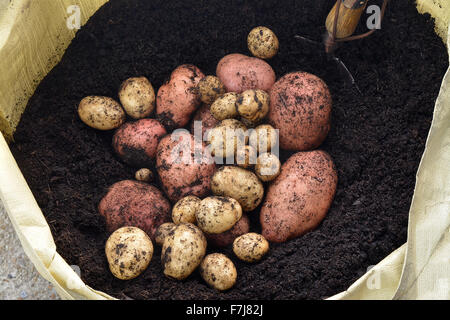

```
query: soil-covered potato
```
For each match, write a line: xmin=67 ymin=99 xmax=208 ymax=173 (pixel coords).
xmin=196 ymin=196 xmax=243 ymax=234
xmin=78 ymin=96 xmax=125 ymax=130
xmin=207 ymin=119 xmax=248 ymax=158
xmin=112 ymin=119 xmax=167 ymax=167
xmin=161 ymin=223 xmax=207 ymax=280
xmin=206 ymin=214 xmax=250 ymax=247
xmin=172 ymin=195 xmax=201 ymax=225
xmin=135 ymin=168 xmax=153 ymax=182
xmin=98 ymin=180 xmax=171 ymax=240
xmin=233 ymin=233 xmax=269 ymax=262
xmin=198 ymin=75 xmax=226 ymax=104
xmin=105 ymin=227 xmax=154 ymax=280
xmin=155 ymin=222 xmax=177 ymax=246
xmin=190 ymin=103 xmax=220 ymax=140
xmin=235 ymin=145 xmax=257 ymax=169
xmin=216 ymin=53 xmax=276 ymax=93
xmin=249 ymin=124 xmax=278 ymax=154
xmin=211 ymin=166 xmax=264 ymax=212
xmin=247 ymin=26 xmax=279 ymax=59
xmin=156 ymin=131 xmax=216 ymax=203
xmin=236 ymin=89 xmax=270 ymax=125
xmin=118 ymin=77 xmax=155 ymax=119
xmin=156 ymin=64 xmax=205 ymax=130
xmin=268 ymin=72 xmax=332 ymax=151
xmin=199 ymin=253 xmax=237 ymax=291
xmin=260 ymin=151 xmax=338 ymax=243
xmin=255 ymin=153 xmax=281 ymax=182
xmin=210 ymin=92 xmax=239 ymax=121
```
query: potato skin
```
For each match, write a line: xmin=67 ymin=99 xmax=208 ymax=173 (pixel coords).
xmin=206 ymin=214 xmax=250 ymax=247
xmin=118 ymin=77 xmax=155 ymax=119
xmin=233 ymin=233 xmax=269 ymax=262
xmin=172 ymin=195 xmax=201 ymax=225
xmin=249 ymin=124 xmax=278 ymax=154
xmin=155 ymin=222 xmax=177 ymax=246
xmin=98 ymin=180 xmax=171 ymax=240
xmin=260 ymin=151 xmax=338 ymax=243
xmin=156 ymin=64 xmax=205 ymax=130
xmin=268 ymin=72 xmax=332 ymax=151
xmin=247 ymin=26 xmax=279 ymax=59
xmin=198 ymin=75 xmax=226 ymax=104
xmin=105 ymin=227 xmax=154 ymax=280
xmin=216 ymin=53 xmax=276 ymax=93
xmin=196 ymin=196 xmax=243 ymax=234
xmin=156 ymin=131 xmax=216 ymax=203
xmin=161 ymin=223 xmax=207 ymax=280
xmin=235 ymin=145 xmax=257 ymax=169
xmin=113 ymin=119 xmax=167 ymax=167
xmin=236 ymin=89 xmax=270 ymax=125
xmin=78 ymin=96 xmax=125 ymax=130
xmin=135 ymin=168 xmax=153 ymax=182
xmin=255 ymin=153 xmax=281 ymax=182
xmin=211 ymin=166 xmax=264 ymax=212
xmin=207 ymin=119 xmax=248 ymax=159
xmin=210 ymin=92 xmax=239 ymax=121
xmin=200 ymin=253 xmax=237 ymax=291
xmin=190 ymin=103 xmax=220 ymax=141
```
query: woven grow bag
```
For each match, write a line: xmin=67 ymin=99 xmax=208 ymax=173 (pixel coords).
xmin=0 ymin=0 xmax=449 ymax=300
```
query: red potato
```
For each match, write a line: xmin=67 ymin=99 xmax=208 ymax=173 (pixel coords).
xmin=216 ymin=53 xmax=276 ymax=93
xmin=206 ymin=214 xmax=250 ymax=247
xmin=98 ymin=180 xmax=171 ymax=240
xmin=190 ymin=103 xmax=220 ymax=141
xmin=156 ymin=131 xmax=216 ymax=203
xmin=112 ymin=119 xmax=167 ymax=167
xmin=260 ymin=151 xmax=338 ymax=243
xmin=156 ymin=64 xmax=205 ymax=130
xmin=268 ymin=71 xmax=332 ymax=151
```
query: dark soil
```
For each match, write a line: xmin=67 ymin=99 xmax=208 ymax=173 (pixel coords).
xmin=10 ymin=0 xmax=448 ymax=300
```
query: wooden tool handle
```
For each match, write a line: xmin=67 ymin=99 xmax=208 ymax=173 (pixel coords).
xmin=325 ymin=0 xmax=369 ymax=39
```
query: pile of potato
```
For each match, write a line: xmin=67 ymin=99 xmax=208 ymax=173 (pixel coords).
xmin=77 ymin=26 xmax=337 ymax=291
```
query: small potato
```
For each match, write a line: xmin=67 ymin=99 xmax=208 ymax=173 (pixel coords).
xmin=105 ymin=227 xmax=154 ymax=280
xmin=206 ymin=214 xmax=250 ymax=247
xmin=190 ymin=104 xmax=220 ymax=140
xmin=155 ymin=222 xmax=177 ymax=246
xmin=200 ymin=253 xmax=237 ymax=291
xmin=198 ymin=75 xmax=226 ymax=104
xmin=135 ymin=168 xmax=153 ymax=182
xmin=78 ymin=96 xmax=125 ymax=130
xmin=255 ymin=153 xmax=281 ymax=182
xmin=210 ymin=92 xmax=239 ymax=121
xmin=196 ymin=196 xmax=243 ymax=234
xmin=207 ymin=119 xmax=248 ymax=159
xmin=119 ymin=77 xmax=155 ymax=119
xmin=235 ymin=145 xmax=257 ymax=169
xmin=162 ymin=223 xmax=207 ymax=280
xmin=233 ymin=233 xmax=269 ymax=263
xmin=247 ymin=26 xmax=279 ymax=59
xmin=172 ymin=195 xmax=201 ymax=225
xmin=249 ymin=124 xmax=278 ymax=154
xmin=211 ymin=166 xmax=264 ymax=212
xmin=236 ymin=90 xmax=270 ymax=125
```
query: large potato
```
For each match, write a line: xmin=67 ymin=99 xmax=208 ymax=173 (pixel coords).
xmin=190 ymin=103 xmax=220 ymax=141
xmin=211 ymin=166 xmax=264 ymax=212
xmin=161 ymin=223 xmax=207 ymax=280
xmin=98 ymin=180 xmax=171 ymax=240
xmin=268 ymin=72 xmax=332 ymax=151
xmin=78 ymin=96 xmax=125 ymax=130
xmin=216 ymin=53 xmax=276 ymax=93
xmin=156 ymin=131 xmax=216 ymax=203
xmin=196 ymin=196 xmax=242 ymax=234
xmin=260 ymin=151 xmax=338 ymax=243
xmin=206 ymin=214 xmax=250 ymax=247
xmin=112 ymin=119 xmax=167 ymax=167
xmin=200 ymin=253 xmax=237 ymax=291
xmin=156 ymin=64 xmax=205 ymax=130
xmin=118 ymin=77 xmax=155 ymax=119
xmin=105 ymin=227 xmax=154 ymax=280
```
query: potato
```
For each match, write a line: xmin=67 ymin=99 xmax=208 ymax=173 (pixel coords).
xmin=156 ymin=64 xmax=205 ymax=130
xmin=190 ymin=103 xmax=220 ymax=141
xmin=233 ymin=233 xmax=269 ymax=263
xmin=260 ymin=151 xmax=338 ymax=243
xmin=210 ymin=92 xmax=239 ymax=121
xmin=206 ymin=214 xmax=250 ymax=247
xmin=198 ymin=75 xmax=226 ymax=104
xmin=156 ymin=131 xmax=216 ymax=203
xmin=200 ymin=253 xmax=237 ymax=291
xmin=236 ymin=89 xmax=270 ymax=125
xmin=255 ymin=153 xmax=281 ymax=182
xmin=207 ymin=119 xmax=248 ymax=159
xmin=249 ymin=124 xmax=278 ymax=154
xmin=268 ymin=72 xmax=332 ymax=151
xmin=172 ymin=195 xmax=201 ymax=225
xmin=135 ymin=168 xmax=153 ymax=182
xmin=247 ymin=26 xmax=279 ymax=59
xmin=211 ymin=166 xmax=264 ymax=212
xmin=196 ymin=196 xmax=243 ymax=234
xmin=112 ymin=119 xmax=167 ymax=167
xmin=78 ymin=96 xmax=125 ymax=130
xmin=98 ymin=180 xmax=171 ymax=240
xmin=216 ymin=53 xmax=276 ymax=93
xmin=235 ymin=145 xmax=257 ymax=169
xmin=118 ymin=77 xmax=155 ymax=119
xmin=105 ymin=227 xmax=154 ymax=280
xmin=161 ymin=223 xmax=207 ymax=280
xmin=155 ymin=222 xmax=177 ymax=246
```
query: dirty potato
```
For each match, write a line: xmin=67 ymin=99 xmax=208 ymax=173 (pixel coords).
xmin=247 ymin=26 xmax=279 ymax=59
xmin=196 ymin=196 xmax=243 ymax=234
xmin=78 ymin=96 xmax=125 ymax=130
xmin=255 ymin=153 xmax=281 ymax=182
xmin=233 ymin=233 xmax=269 ymax=263
xmin=249 ymin=124 xmax=278 ymax=153
xmin=235 ymin=145 xmax=257 ymax=169
xmin=135 ymin=168 xmax=153 ymax=182
xmin=206 ymin=214 xmax=250 ymax=247
xmin=210 ymin=92 xmax=239 ymax=121
xmin=172 ymin=195 xmax=201 ymax=225
xmin=190 ymin=103 xmax=220 ymax=140
xmin=236 ymin=89 xmax=270 ymax=125
xmin=200 ymin=253 xmax=237 ymax=291
xmin=105 ymin=227 xmax=154 ymax=280
xmin=198 ymin=75 xmax=226 ymax=104
xmin=155 ymin=222 xmax=177 ymax=246
xmin=207 ymin=119 xmax=248 ymax=158
xmin=119 ymin=77 xmax=155 ymax=119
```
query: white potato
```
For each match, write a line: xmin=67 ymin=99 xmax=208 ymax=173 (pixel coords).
xmin=119 ymin=77 xmax=156 ymax=119
xmin=78 ymin=96 xmax=125 ymax=130
xmin=255 ymin=153 xmax=281 ymax=182
xmin=236 ymin=89 xmax=270 ymax=125
xmin=247 ymin=26 xmax=279 ymax=59
xmin=198 ymin=75 xmax=226 ymax=104
xmin=154 ymin=222 xmax=177 ymax=246
xmin=249 ymin=124 xmax=278 ymax=153
xmin=196 ymin=196 xmax=243 ymax=234
xmin=207 ymin=119 xmax=248 ymax=158
xmin=233 ymin=233 xmax=269 ymax=262
xmin=135 ymin=168 xmax=153 ymax=182
xmin=235 ymin=145 xmax=257 ymax=169
xmin=172 ymin=195 xmax=201 ymax=225
xmin=200 ymin=253 xmax=237 ymax=291
xmin=210 ymin=92 xmax=239 ymax=121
